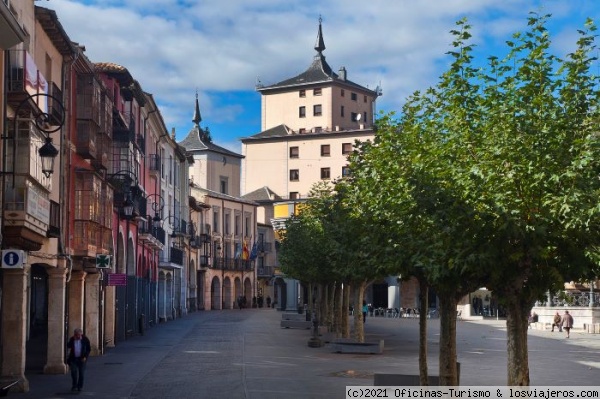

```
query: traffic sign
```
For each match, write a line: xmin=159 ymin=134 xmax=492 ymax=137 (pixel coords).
xmin=1 ymin=250 xmax=26 ymax=269
xmin=96 ymin=254 xmax=112 ymax=269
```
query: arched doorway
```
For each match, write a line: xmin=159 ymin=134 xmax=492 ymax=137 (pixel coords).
xmin=210 ymin=276 xmax=221 ymax=310
xmin=26 ymin=264 xmax=48 ymax=372
xmin=158 ymin=271 xmax=166 ymax=322
xmin=234 ymin=277 xmax=242 ymax=308
xmin=223 ymin=277 xmax=232 ymax=309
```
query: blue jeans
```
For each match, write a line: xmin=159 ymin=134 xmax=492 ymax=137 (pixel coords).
xmin=69 ymin=358 xmax=87 ymax=389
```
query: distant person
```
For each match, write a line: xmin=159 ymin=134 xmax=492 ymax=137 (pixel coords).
xmin=551 ymin=311 xmax=562 ymax=332
xmin=362 ymin=301 xmax=368 ymax=323
xmin=67 ymin=328 xmax=91 ymax=392
xmin=562 ymin=310 xmax=574 ymax=338
xmin=266 ymin=296 xmax=272 ymax=308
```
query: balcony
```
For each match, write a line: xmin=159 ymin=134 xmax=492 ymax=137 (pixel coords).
xmin=200 ymin=255 xmax=209 ymax=268
xmin=257 ymin=265 xmax=275 ymax=278
xmin=148 ymin=154 xmax=160 ymax=176
xmin=138 ymin=219 xmax=164 ymax=250
xmin=258 ymin=241 xmax=273 ymax=253
xmin=76 ymin=119 xmax=98 ymax=159
xmin=2 ymin=178 xmax=51 ymax=251
xmin=211 ymin=257 xmax=252 ymax=271
xmin=169 ymin=247 xmax=184 ymax=266
xmin=113 ymin=111 xmax=135 ymax=142
xmin=73 ymin=221 xmax=99 ymax=257
xmin=91 ymin=132 xmax=112 ymax=171
xmin=6 ymin=50 xmax=50 ymax=115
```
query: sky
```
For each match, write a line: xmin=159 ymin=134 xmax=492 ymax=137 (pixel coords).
xmin=41 ymin=0 xmax=600 ymax=153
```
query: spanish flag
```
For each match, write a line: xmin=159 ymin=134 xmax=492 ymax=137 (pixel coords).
xmin=242 ymin=240 xmax=249 ymax=260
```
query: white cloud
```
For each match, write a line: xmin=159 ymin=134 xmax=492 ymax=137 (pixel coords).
xmin=43 ymin=0 xmax=600 ymax=143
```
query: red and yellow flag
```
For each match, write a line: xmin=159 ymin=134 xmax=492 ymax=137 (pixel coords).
xmin=242 ymin=240 xmax=249 ymax=260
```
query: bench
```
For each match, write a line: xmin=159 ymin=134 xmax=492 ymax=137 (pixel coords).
xmin=280 ymin=320 xmax=312 ymax=329
xmin=330 ymin=338 xmax=384 ymax=354
xmin=1 ymin=380 xmax=19 ymax=397
xmin=374 ymin=374 xmax=439 ymax=386
xmin=281 ymin=313 xmax=308 ymax=321
xmin=374 ymin=363 xmax=460 ymax=386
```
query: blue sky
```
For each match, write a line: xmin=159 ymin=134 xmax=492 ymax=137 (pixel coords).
xmin=42 ymin=0 xmax=600 ymax=153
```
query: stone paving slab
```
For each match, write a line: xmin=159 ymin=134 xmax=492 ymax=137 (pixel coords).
xmin=16 ymin=310 xmax=600 ymax=399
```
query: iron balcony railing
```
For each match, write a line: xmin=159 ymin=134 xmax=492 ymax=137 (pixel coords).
xmin=211 ymin=257 xmax=252 ymax=271
xmin=537 ymin=291 xmax=600 ymax=307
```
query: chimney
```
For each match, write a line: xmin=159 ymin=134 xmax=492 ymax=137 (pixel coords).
xmin=338 ymin=66 xmax=347 ymax=81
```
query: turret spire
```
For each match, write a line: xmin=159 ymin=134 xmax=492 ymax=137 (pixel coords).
xmin=192 ymin=90 xmax=202 ymax=126
xmin=314 ymin=16 xmax=325 ymax=54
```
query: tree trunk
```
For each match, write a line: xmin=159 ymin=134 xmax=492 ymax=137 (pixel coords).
xmin=342 ymin=282 xmax=350 ymax=338
xmin=353 ymin=281 xmax=367 ymax=342
xmin=438 ymin=293 xmax=458 ymax=386
xmin=505 ymin=295 xmax=530 ymax=385
xmin=333 ymin=281 xmax=342 ymax=337
xmin=418 ymin=278 xmax=429 ymax=385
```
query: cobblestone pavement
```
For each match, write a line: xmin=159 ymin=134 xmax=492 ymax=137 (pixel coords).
xmin=16 ymin=309 xmax=600 ymax=399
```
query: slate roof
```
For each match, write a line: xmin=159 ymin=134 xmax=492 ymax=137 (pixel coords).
xmin=178 ymin=94 xmax=243 ymax=158
xmin=242 ymin=186 xmax=282 ymax=202
xmin=179 ymin=125 xmax=242 ymax=158
xmin=257 ymin=20 xmax=377 ymax=95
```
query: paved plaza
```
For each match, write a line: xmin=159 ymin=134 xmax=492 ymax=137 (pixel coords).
xmin=16 ymin=308 xmax=600 ymax=399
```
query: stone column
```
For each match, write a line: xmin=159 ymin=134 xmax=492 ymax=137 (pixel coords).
xmin=44 ymin=267 xmax=68 ymax=374
xmin=104 ymin=285 xmax=116 ymax=348
xmin=1 ymin=266 xmax=30 ymax=392
xmin=68 ymin=270 xmax=86 ymax=337
xmin=84 ymin=273 xmax=101 ymax=356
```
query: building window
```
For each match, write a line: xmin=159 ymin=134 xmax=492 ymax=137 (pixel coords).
xmin=341 ymin=105 xmax=345 ymax=117
xmin=313 ymin=104 xmax=322 ymax=116
xmin=363 ymin=111 xmax=367 ymax=122
xmin=321 ymin=144 xmax=330 ymax=157
xmin=364 ymin=95 xmax=368 ymax=103
xmin=351 ymin=112 xmax=358 ymax=122
xmin=235 ymin=214 xmax=241 ymax=236
xmin=342 ymin=143 xmax=352 ymax=155
xmin=314 ymin=127 xmax=322 ymax=133
xmin=289 ymin=146 xmax=299 ymax=158
xmin=213 ymin=208 xmax=220 ymax=233
xmin=299 ymin=128 xmax=306 ymax=134
xmin=224 ymin=211 xmax=231 ymax=235
xmin=314 ymin=88 xmax=322 ymax=96
xmin=321 ymin=168 xmax=331 ymax=180
xmin=220 ymin=177 xmax=228 ymax=195
xmin=341 ymin=89 xmax=345 ymax=97
xmin=299 ymin=106 xmax=306 ymax=118
xmin=289 ymin=169 xmax=299 ymax=181
xmin=351 ymin=92 xmax=357 ymax=101
xmin=289 ymin=192 xmax=300 ymax=200
xmin=245 ymin=215 xmax=251 ymax=236
xmin=299 ymin=89 xmax=306 ymax=97
xmin=342 ymin=166 xmax=351 ymax=177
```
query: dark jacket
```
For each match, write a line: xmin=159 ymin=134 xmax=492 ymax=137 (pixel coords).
xmin=67 ymin=335 xmax=91 ymax=362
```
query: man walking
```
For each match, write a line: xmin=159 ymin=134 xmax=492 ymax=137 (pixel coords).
xmin=562 ymin=310 xmax=574 ymax=339
xmin=67 ymin=328 xmax=91 ymax=391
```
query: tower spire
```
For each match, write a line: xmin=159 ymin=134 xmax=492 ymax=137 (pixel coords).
xmin=192 ymin=90 xmax=202 ymax=126
xmin=314 ymin=15 xmax=325 ymax=54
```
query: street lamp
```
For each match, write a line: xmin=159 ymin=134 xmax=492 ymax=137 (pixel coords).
xmin=146 ymin=194 xmax=165 ymax=228
xmin=4 ymin=93 xmax=64 ymax=183
xmin=107 ymin=170 xmax=138 ymax=218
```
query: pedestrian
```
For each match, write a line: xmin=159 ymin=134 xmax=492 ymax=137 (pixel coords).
xmin=266 ymin=296 xmax=272 ymax=308
xmin=551 ymin=311 xmax=562 ymax=332
xmin=66 ymin=328 xmax=91 ymax=392
xmin=562 ymin=310 xmax=574 ymax=338
xmin=362 ymin=301 xmax=368 ymax=323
